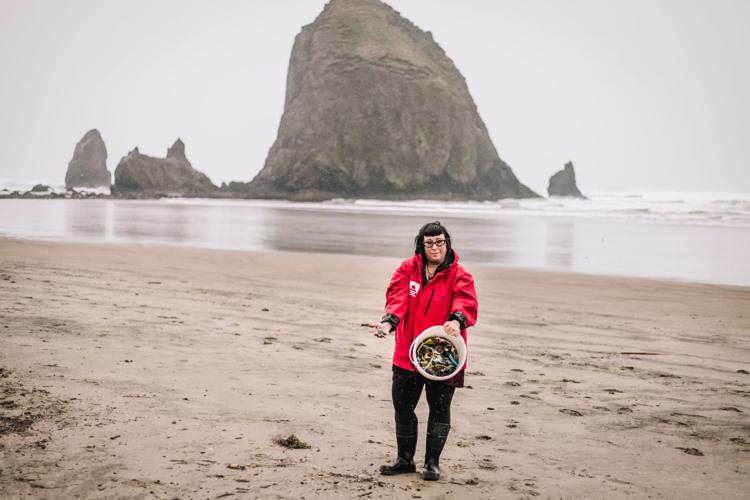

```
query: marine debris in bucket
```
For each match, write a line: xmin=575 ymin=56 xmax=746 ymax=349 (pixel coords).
xmin=416 ymin=337 xmax=459 ymax=377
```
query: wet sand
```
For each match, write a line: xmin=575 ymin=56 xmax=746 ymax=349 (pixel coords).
xmin=1 ymin=237 xmax=748 ymax=499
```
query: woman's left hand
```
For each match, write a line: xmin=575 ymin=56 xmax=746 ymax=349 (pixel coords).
xmin=443 ymin=320 xmax=460 ymax=337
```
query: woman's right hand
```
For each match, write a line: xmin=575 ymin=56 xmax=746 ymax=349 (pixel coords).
xmin=366 ymin=322 xmax=392 ymax=338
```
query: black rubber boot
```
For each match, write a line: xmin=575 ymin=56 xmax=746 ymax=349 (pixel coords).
xmin=422 ymin=421 xmax=450 ymax=481
xmin=379 ymin=423 xmax=418 ymax=475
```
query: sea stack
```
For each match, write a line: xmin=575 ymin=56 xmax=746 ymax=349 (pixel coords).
xmin=548 ymin=161 xmax=586 ymax=199
xmin=65 ymin=129 xmax=111 ymax=188
xmin=112 ymin=139 xmax=217 ymax=197
xmin=247 ymin=0 xmax=537 ymax=201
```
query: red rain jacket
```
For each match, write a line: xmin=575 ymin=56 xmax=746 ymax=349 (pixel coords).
xmin=384 ymin=251 xmax=478 ymax=372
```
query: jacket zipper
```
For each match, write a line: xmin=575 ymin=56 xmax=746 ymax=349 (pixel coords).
xmin=423 ymin=289 xmax=435 ymax=316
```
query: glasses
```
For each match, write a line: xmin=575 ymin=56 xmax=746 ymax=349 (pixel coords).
xmin=424 ymin=239 xmax=446 ymax=248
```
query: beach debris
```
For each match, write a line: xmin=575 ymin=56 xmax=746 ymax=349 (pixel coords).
xmin=737 ymin=369 xmax=749 ymax=374
xmin=559 ymin=409 xmax=583 ymax=417
xmin=475 ymin=435 xmax=492 ymax=440
xmin=676 ymin=447 xmax=704 ymax=456
xmin=415 ymin=337 xmax=459 ymax=377
xmin=261 ymin=308 xmax=270 ymax=312
xmin=109 ymin=434 xmax=121 ymax=440
xmin=227 ymin=463 xmax=246 ymax=470
xmin=465 ymin=477 xmax=480 ymax=485
xmin=505 ymin=381 xmax=521 ymax=387
xmin=314 ymin=337 xmax=332 ymax=343
xmin=263 ymin=336 xmax=276 ymax=345
xmin=510 ymin=401 xmax=520 ymax=405
xmin=510 ymin=368 xmax=524 ymax=372
xmin=274 ymin=433 xmax=311 ymax=449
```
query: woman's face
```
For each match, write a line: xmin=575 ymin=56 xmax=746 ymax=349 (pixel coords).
xmin=424 ymin=233 xmax=447 ymax=265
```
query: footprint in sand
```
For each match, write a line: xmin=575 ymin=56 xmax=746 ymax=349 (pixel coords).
xmin=719 ymin=406 xmax=742 ymax=412
xmin=559 ymin=409 xmax=583 ymax=417
xmin=477 ymin=458 xmax=497 ymax=470
xmin=676 ymin=447 xmax=704 ymax=456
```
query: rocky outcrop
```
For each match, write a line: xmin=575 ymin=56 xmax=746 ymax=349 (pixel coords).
xmin=65 ymin=129 xmax=111 ymax=188
xmin=167 ymin=138 xmax=186 ymax=160
xmin=112 ymin=140 xmax=217 ymax=196
xmin=248 ymin=0 xmax=537 ymax=201
xmin=548 ymin=161 xmax=586 ymax=198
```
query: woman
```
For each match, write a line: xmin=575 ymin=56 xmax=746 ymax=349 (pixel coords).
xmin=369 ymin=221 xmax=478 ymax=481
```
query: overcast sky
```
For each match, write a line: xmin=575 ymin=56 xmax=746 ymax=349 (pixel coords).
xmin=1 ymin=0 xmax=748 ymax=194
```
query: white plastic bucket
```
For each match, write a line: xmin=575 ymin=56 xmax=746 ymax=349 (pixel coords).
xmin=409 ymin=325 xmax=467 ymax=381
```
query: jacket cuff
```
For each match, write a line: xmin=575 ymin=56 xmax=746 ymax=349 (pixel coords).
xmin=448 ymin=311 xmax=467 ymax=330
xmin=381 ymin=313 xmax=400 ymax=332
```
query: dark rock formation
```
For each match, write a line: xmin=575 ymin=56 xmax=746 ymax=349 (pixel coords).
xmin=31 ymin=184 xmax=50 ymax=192
xmin=248 ymin=0 xmax=537 ymax=201
xmin=548 ymin=161 xmax=586 ymax=198
xmin=112 ymin=140 xmax=217 ymax=197
xmin=167 ymin=138 xmax=186 ymax=160
xmin=65 ymin=129 xmax=111 ymax=188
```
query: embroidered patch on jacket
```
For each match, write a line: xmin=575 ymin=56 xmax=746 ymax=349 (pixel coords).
xmin=409 ymin=280 xmax=420 ymax=297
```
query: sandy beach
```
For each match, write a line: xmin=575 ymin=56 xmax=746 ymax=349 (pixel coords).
xmin=1 ymin=237 xmax=748 ymax=499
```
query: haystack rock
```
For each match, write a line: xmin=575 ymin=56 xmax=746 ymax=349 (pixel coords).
xmin=548 ymin=161 xmax=586 ymax=199
xmin=247 ymin=0 xmax=538 ymax=201
xmin=65 ymin=129 xmax=111 ymax=188
xmin=113 ymin=139 xmax=217 ymax=196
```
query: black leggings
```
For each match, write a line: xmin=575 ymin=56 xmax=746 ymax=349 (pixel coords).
xmin=392 ymin=366 xmax=455 ymax=426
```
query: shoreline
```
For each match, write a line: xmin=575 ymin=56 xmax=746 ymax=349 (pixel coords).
xmin=1 ymin=238 xmax=748 ymax=498
xmin=3 ymin=233 xmax=750 ymax=291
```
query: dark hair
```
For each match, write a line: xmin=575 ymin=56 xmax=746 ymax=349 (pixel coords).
xmin=414 ymin=221 xmax=452 ymax=259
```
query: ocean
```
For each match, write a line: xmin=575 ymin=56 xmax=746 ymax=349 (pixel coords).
xmin=1 ymin=187 xmax=749 ymax=287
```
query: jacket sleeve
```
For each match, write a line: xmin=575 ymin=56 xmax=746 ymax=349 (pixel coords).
xmin=384 ymin=260 xmax=412 ymax=325
xmin=451 ymin=269 xmax=478 ymax=329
